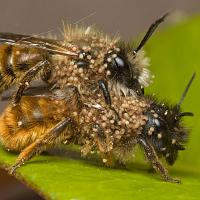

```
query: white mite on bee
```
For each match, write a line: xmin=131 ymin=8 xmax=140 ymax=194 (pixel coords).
xmin=107 ymin=57 xmax=112 ymax=62
xmin=166 ymin=153 xmax=170 ymax=158
xmin=17 ymin=121 xmax=23 ymax=126
xmin=103 ymin=159 xmax=108 ymax=163
xmin=157 ymin=133 xmax=162 ymax=139
xmin=72 ymin=112 xmax=78 ymax=117
xmin=112 ymin=54 xmax=117 ymax=58
xmin=72 ymin=46 xmax=77 ymax=51
xmin=63 ymin=140 xmax=68 ymax=144
xmin=106 ymin=70 xmax=111 ymax=76
xmin=154 ymin=113 xmax=158 ymax=118
xmin=148 ymin=127 xmax=155 ymax=135
xmin=172 ymin=139 xmax=176 ymax=144
xmin=90 ymin=59 xmax=95 ymax=64
xmin=79 ymin=53 xmax=84 ymax=59
xmin=97 ymin=66 xmax=103 ymax=73
xmin=87 ymin=55 xmax=92 ymax=60
xmin=161 ymin=147 xmax=167 ymax=151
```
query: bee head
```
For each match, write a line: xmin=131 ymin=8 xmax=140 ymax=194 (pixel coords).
xmin=143 ymin=73 xmax=195 ymax=165
xmin=143 ymin=103 xmax=192 ymax=165
xmin=104 ymin=13 xmax=169 ymax=96
xmin=104 ymin=47 xmax=145 ymax=96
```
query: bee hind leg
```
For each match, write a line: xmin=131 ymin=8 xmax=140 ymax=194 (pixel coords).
xmin=99 ymin=151 xmax=114 ymax=167
xmin=8 ymin=117 xmax=74 ymax=175
xmin=12 ymin=60 xmax=49 ymax=106
xmin=138 ymin=137 xmax=181 ymax=183
xmin=92 ymin=123 xmax=114 ymax=167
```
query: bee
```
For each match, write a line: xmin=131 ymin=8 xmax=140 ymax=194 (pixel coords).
xmin=0 ymin=13 xmax=168 ymax=107
xmin=0 ymin=73 xmax=195 ymax=183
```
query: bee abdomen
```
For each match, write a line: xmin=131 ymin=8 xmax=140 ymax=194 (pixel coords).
xmin=0 ymin=97 xmax=60 ymax=151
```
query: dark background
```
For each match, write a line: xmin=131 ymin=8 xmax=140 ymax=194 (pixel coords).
xmin=0 ymin=0 xmax=199 ymax=199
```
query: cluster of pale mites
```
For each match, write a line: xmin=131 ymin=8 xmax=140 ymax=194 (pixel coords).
xmin=71 ymin=93 xmax=150 ymax=157
xmin=51 ymin=36 xmax=120 ymax=89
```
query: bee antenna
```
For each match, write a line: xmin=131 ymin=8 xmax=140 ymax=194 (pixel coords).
xmin=133 ymin=12 xmax=169 ymax=54
xmin=177 ymin=72 xmax=196 ymax=109
xmin=178 ymin=112 xmax=194 ymax=118
xmin=175 ymin=144 xmax=185 ymax=150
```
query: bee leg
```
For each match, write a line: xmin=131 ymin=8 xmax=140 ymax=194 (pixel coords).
xmin=98 ymin=79 xmax=111 ymax=106
xmin=138 ymin=137 xmax=181 ymax=183
xmin=12 ymin=60 xmax=49 ymax=106
xmin=92 ymin=123 xmax=114 ymax=167
xmin=93 ymin=123 xmax=109 ymax=152
xmin=99 ymin=151 xmax=114 ymax=167
xmin=41 ymin=64 xmax=52 ymax=82
xmin=98 ymin=79 xmax=120 ymax=120
xmin=8 ymin=117 xmax=74 ymax=174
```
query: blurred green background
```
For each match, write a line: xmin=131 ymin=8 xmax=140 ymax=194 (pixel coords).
xmin=146 ymin=15 xmax=200 ymax=169
xmin=0 ymin=14 xmax=200 ymax=200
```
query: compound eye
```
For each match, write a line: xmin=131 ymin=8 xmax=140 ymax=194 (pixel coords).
xmin=114 ymin=56 xmax=125 ymax=69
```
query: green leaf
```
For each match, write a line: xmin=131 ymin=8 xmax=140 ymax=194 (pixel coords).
xmin=1 ymin=15 xmax=200 ymax=200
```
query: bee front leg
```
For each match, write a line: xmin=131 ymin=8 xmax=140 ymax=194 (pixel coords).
xmin=98 ymin=79 xmax=120 ymax=121
xmin=92 ymin=123 xmax=114 ymax=167
xmin=138 ymin=137 xmax=181 ymax=183
xmin=8 ymin=117 xmax=74 ymax=174
xmin=98 ymin=79 xmax=111 ymax=106
xmin=12 ymin=60 xmax=49 ymax=106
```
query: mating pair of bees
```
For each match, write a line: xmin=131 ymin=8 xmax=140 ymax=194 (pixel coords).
xmin=0 ymin=13 xmax=195 ymax=183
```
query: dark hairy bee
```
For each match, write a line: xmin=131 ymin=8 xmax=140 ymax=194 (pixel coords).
xmin=0 ymin=73 xmax=195 ymax=183
xmin=0 ymin=13 xmax=168 ymax=107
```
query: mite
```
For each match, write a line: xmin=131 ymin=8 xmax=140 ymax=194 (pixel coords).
xmin=0 ymin=13 xmax=168 ymax=107
xmin=0 ymin=73 xmax=195 ymax=183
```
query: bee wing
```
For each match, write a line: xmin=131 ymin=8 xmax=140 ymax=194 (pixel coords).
xmin=0 ymin=32 xmax=77 ymax=56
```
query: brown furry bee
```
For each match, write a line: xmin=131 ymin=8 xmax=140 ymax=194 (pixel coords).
xmin=0 ymin=13 xmax=168 ymax=107
xmin=0 ymin=73 xmax=195 ymax=183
